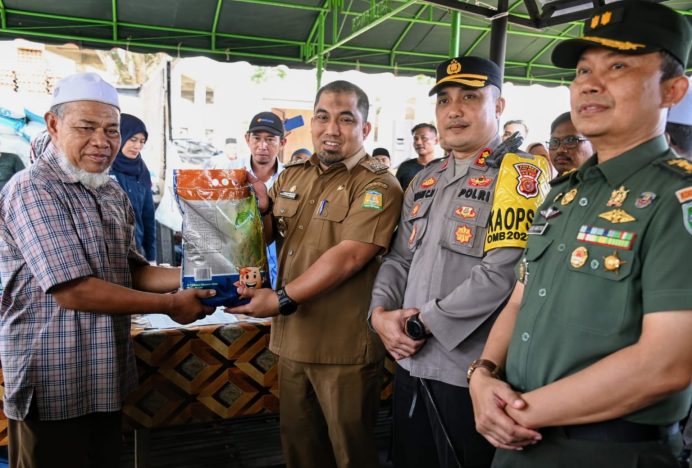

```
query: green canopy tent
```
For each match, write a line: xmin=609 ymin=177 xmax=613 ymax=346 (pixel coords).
xmin=0 ymin=0 xmax=690 ymax=87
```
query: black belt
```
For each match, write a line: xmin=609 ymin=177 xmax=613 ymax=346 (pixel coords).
xmin=543 ymin=418 xmax=679 ymax=443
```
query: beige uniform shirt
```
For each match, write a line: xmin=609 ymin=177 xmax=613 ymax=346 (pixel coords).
xmin=268 ymin=148 xmax=403 ymax=364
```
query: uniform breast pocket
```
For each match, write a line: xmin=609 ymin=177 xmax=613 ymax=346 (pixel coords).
xmin=440 ymin=201 xmax=491 ymax=257
xmin=273 ymin=198 xmax=300 ymax=238
xmin=562 ymin=245 xmax=635 ymax=335
xmin=311 ymin=202 xmax=349 ymax=250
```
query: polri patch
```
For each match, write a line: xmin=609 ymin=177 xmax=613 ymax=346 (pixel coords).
xmin=513 ymin=162 xmax=541 ymax=199
xmin=420 ymin=177 xmax=437 ymax=189
xmin=411 ymin=202 xmax=421 ymax=217
xmin=362 ymin=190 xmax=383 ymax=210
xmin=469 ymin=176 xmax=493 ymax=187
xmin=454 ymin=225 xmax=474 ymax=245
xmin=408 ymin=223 xmax=418 ymax=247
xmin=576 ymin=225 xmax=636 ymax=250
xmin=454 ymin=205 xmax=477 ymax=219
xmin=474 ymin=148 xmax=492 ymax=167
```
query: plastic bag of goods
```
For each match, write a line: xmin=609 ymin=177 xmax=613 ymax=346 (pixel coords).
xmin=174 ymin=168 xmax=268 ymax=307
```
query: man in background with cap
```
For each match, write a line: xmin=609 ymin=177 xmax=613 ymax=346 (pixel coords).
xmin=369 ymin=56 xmax=550 ymax=468
xmin=470 ymin=2 xmax=692 ymax=467
xmin=667 ymin=78 xmax=692 ymax=160
xmin=0 ymin=72 xmax=215 ymax=467
xmin=372 ymin=147 xmax=392 ymax=167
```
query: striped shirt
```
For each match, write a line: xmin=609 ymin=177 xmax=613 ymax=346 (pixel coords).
xmin=0 ymin=143 xmax=148 ymax=420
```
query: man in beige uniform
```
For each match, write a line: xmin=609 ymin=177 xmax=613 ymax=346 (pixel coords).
xmin=228 ymin=80 xmax=403 ymax=468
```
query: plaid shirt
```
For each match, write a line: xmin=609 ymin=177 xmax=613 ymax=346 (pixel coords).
xmin=0 ymin=144 xmax=148 ymax=421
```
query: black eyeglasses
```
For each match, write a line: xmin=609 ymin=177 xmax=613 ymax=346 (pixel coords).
xmin=547 ymin=135 xmax=588 ymax=150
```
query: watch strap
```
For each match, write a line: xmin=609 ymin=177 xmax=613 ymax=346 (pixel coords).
xmin=467 ymin=358 xmax=500 ymax=384
xmin=276 ymin=287 xmax=298 ymax=316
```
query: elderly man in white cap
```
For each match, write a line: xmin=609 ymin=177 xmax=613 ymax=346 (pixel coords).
xmin=667 ymin=77 xmax=692 ymax=160
xmin=0 ymin=72 xmax=216 ymax=467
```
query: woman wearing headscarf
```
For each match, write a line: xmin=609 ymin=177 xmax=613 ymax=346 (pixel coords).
xmin=110 ymin=113 xmax=156 ymax=261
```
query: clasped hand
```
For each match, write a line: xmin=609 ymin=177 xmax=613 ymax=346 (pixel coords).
xmin=469 ymin=372 xmax=542 ymax=450
xmin=370 ymin=306 xmax=426 ymax=360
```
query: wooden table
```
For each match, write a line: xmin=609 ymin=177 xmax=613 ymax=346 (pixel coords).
xmin=0 ymin=319 xmax=395 ymax=452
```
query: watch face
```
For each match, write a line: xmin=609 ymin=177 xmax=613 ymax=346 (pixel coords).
xmin=405 ymin=316 xmax=425 ymax=340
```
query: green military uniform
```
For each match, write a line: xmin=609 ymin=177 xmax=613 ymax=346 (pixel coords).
xmin=497 ymin=137 xmax=692 ymax=466
xmin=267 ymin=148 xmax=403 ymax=468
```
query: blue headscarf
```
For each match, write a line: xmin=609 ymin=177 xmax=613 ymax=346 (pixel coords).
xmin=111 ymin=113 xmax=150 ymax=185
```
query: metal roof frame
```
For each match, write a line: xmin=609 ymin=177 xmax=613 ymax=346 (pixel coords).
xmin=0 ymin=0 xmax=689 ymax=86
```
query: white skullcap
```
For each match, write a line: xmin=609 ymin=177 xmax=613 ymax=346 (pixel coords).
xmin=668 ymin=77 xmax=692 ymax=126
xmin=51 ymin=72 xmax=120 ymax=109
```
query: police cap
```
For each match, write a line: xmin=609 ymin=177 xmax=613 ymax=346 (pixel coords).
xmin=429 ymin=56 xmax=503 ymax=96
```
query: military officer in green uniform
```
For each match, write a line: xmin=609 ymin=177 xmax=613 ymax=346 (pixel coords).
xmin=469 ymin=2 xmax=692 ymax=467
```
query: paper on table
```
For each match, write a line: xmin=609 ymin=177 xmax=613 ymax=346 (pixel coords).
xmin=136 ymin=307 xmax=247 ymax=329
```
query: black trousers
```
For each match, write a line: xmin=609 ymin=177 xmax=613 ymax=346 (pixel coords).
xmin=392 ymin=365 xmax=495 ymax=468
xmin=8 ymin=408 xmax=122 ymax=468
xmin=492 ymin=426 xmax=682 ymax=468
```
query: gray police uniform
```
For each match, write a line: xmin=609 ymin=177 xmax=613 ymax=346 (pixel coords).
xmin=371 ymin=147 xmax=524 ymax=387
xmin=370 ymin=138 xmax=549 ymax=467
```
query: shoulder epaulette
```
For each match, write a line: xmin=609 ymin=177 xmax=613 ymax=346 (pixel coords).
xmin=283 ymin=159 xmax=308 ymax=168
xmin=429 ymin=155 xmax=450 ymax=172
xmin=656 ymin=158 xmax=692 ymax=178
xmin=549 ymin=168 xmax=576 ymax=186
xmin=360 ymin=157 xmax=389 ymax=174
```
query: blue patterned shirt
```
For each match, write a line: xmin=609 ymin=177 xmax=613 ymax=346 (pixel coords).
xmin=0 ymin=143 xmax=147 ymax=420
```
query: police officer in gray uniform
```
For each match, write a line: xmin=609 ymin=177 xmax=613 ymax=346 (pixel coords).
xmin=370 ymin=56 xmax=550 ymax=468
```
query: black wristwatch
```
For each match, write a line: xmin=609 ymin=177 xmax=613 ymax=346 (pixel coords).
xmin=405 ymin=313 xmax=430 ymax=340
xmin=276 ymin=287 xmax=298 ymax=316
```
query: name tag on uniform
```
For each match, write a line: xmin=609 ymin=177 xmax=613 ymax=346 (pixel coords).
xmin=528 ymin=223 xmax=549 ymax=235
xmin=279 ymin=191 xmax=298 ymax=199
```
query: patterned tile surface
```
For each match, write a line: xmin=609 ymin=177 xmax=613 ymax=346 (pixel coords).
xmin=0 ymin=320 xmax=394 ymax=445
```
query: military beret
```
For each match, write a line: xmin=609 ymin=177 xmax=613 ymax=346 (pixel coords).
xmin=552 ymin=0 xmax=692 ymax=69
xmin=429 ymin=56 xmax=503 ymax=96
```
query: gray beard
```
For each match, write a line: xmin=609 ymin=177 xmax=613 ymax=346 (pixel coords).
xmin=58 ymin=156 xmax=112 ymax=189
